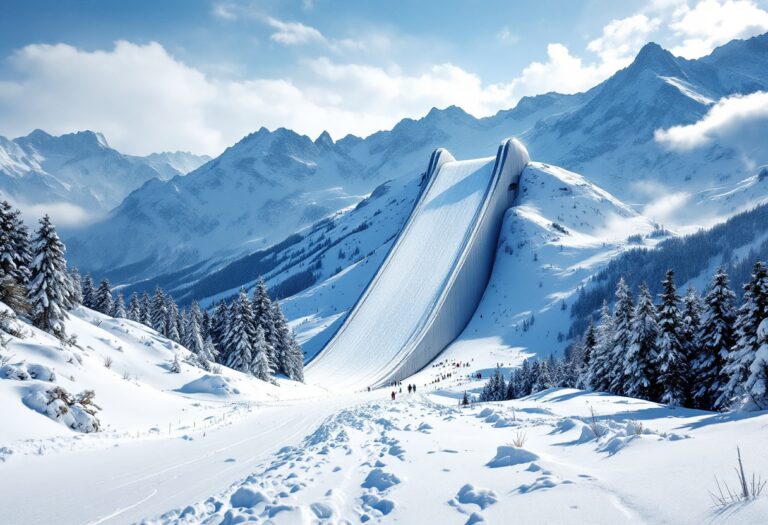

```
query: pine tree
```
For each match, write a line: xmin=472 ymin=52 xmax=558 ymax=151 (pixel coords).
xmin=112 ymin=294 xmax=127 ymax=318
xmin=656 ymin=270 xmax=687 ymax=406
xmin=165 ymin=296 xmax=181 ymax=342
xmin=588 ymin=300 xmax=614 ymax=391
xmin=251 ymin=325 xmax=272 ymax=381
xmin=199 ymin=336 xmax=218 ymax=370
xmin=210 ymin=300 xmax=230 ymax=361
xmin=69 ymin=267 xmax=83 ymax=305
xmin=9 ymin=204 xmax=32 ymax=285
xmin=287 ymin=333 xmax=305 ymax=382
xmin=576 ymin=321 xmax=597 ymax=388
xmin=183 ymin=300 xmax=205 ymax=358
xmin=27 ymin=215 xmax=73 ymax=337
xmin=94 ymin=279 xmax=113 ymax=315
xmin=0 ymin=201 xmax=30 ymax=285
xmin=692 ymin=269 xmax=736 ymax=409
xmin=608 ymin=279 xmax=634 ymax=395
xmin=624 ymin=283 xmax=659 ymax=400
xmin=719 ymin=262 xmax=768 ymax=409
xmin=151 ymin=287 xmax=168 ymax=336
xmin=82 ymin=274 xmax=95 ymax=308
xmin=271 ymin=300 xmax=292 ymax=377
xmin=224 ymin=289 xmax=256 ymax=373
xmin=252 ymin=277 xmax=277 ymax=371
xmin=128 ymin=292 xmax=141 ymax=322
xmin=140 ymin=291 xmax=152 ymax=326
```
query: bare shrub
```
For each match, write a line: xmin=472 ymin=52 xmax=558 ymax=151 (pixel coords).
xmin=710 ymin=447 xmax=766 ymax=508
xmin=103 ymin=356 xmax=113 ymax=369
xmin=588 ymin=405 xmax=607 ymax=438
xmin=512 ymin=430 xmax=527 ymax=448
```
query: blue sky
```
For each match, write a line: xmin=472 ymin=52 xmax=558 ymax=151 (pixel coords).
xmin=1 ymin=0 xmax=767 ymax=155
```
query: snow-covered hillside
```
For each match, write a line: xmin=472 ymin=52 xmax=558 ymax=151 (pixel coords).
xmin=0 ymin=303 xmax=320 ymax=450
xmin=0 ymin=129 xmax=209 ymax=223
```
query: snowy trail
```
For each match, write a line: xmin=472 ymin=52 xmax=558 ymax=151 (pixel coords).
xmin=147 ymin=389 xmax=768 ymax=525
xmin=0 ymin=395 xmax=364 ymax=525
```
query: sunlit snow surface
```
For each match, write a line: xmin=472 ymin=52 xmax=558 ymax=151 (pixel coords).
xmin=307 ymin=157 xmax=495 ymax=390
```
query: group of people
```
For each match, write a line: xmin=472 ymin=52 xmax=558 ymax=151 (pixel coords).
xmin=388 ymin=383 xmax=418 ymax=400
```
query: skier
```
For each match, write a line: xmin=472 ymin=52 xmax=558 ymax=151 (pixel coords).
xmin=391 ymin=391 xmax=396 ymax=401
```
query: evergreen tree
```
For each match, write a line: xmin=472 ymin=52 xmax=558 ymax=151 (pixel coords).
xmin=608 ymin=279 xmax=634 ymax=395
xmin=656 ymin=270 xmax=687 ymax=406
xmin=224 ymin=289 xmax=256 ymax=373
xmin=165 ymin=296 xmax=181 ymax=342
xmin=128 ymin=292 xmax=141 ymax=322
xmin=481 ymin=366 xmax=507 ymax=401
xmin=719 ymin=262 xmax=768 ymax=409
xmin=94 ymin=279 xmax=113 ymax=315
xmin=625 ymin=283 xmax=659 ymax=400
xmin=140 ymin=291 xmax=152 ymax=326
xmin=0 ymin=201 xmax=30 ymax=285
xmin=271 ymin=300 xmax=293 ymax=377
xmin=183 ymin=300 xmax=205 ymax=358
xmin=287 ymin=333 xmax=305 ymax=382
xmin=251 ymin=325 xmax=272 ymax=381
xmin=199 ymin=336 xmax=218 ymax=370
xmin=69 ymin=267 xmax=83 ymax=305
xmin=252 ymin=277 xmax=277 ymax=371
xmin=588 ymin=300 xmax=614 ymax=391
xmin=201 ymin=310 xmax=213 ymax=341
xmin=210 ymin=300 xmax=230 ymax=361
xmin=576 ymin=321 xmax=597 ymax=388
xmin=27 ymin=215 xmax=73 ymax=337
xmin=112 ymin=294 xmax=127 ymax=318
xmin=744 ymin=319 xmax=768 ymax=409
xmin=82 ymin=274 xmax=95 ymax=308
xmin=151 ymin=287 xmax=168 ymax=336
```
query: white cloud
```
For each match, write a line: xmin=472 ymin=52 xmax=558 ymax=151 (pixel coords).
xmin=587 ymin=14 xmax=662 ymax=70
xmin=266 ymin=17 xmax=326 ymax=45
xmin=670 ymin=0 xmax=768 ymax=58
xmin=512 ymin=43 xmax=608 ymax=96
xmin=496 ymin=27 xmax=519 ymax=45
xmin=654 ymin=91 xmax=768 ymax=149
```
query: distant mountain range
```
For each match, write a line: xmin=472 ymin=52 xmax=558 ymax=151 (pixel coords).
xmin=0 ymin=129 xmax=210 ymax=222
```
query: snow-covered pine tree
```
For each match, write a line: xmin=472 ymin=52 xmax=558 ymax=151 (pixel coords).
xmin=9 ymin=204 xmax=32 ymax=285
xmin=183 ymin=300 xmax=205 ymax=359
xmin=744 ymin=319 xmax=768 ymax=409
xmin=210 ymin=300 xmax=230 ymax=361
xmin=128 ymin=292 xmax=141 ymax=322
xmin=625 ymin=283 xmax=659 ymax=401
xmin=251 ymin=277 xmax=277 ymax=372
xmin=112 ymin=294 xmax=127 ymax=318
xmin=656 ymin=270 xmax=687 ymax=407
xmin=94 ymin=279 xmax=113 ymax=315
xmin=165 ymin=296 xmax=181 ymax=342
xmin=178 ymin=309 xmax=188 ymax=344
xmin=201 ymin=310 xmax=212 ymax=341
xmin=151 ymin=287 xmax=168 ymax=336
xmin=608 ymin=278 xmax=634 ymax=395
xmin=27 ymin=215 xmax=73 ymax=337
xmin=693 ymin=268 xmax=735 ymax=410
xmin=140 ymin=291 xmax=152 ymax=326
xmin=587 ymin=300 xmax=614 ymax=391
xmin=680 ymin=284 xmax=702 ymax=406
xmin=719 ymin=262 xmax=768 ymax=409
xmin=69 ymin=267 xmax=83 ymax=305
xmin=287 ymin=333 xmax=305 ymax=382
xmin=81 ymin=274 xmax=95 ymax=308
xmin=251 ymin=325 xmax=273 ymax=382
xmin=481 ymin=366 xmax=507 ymax=401
xmin=576 ymin=321 xmax=597 ymax=388
xmin=0 ymin=201 xmax=30 ymax=286
xmin=224 ymin=289 xmax=256 ymax=373
xmin=199 ymin=336 xmax=218 ymax=371
xmin=0 ymin=202 xmax=29 ymax=313
xmin=270 ymin=300 xmax=293 ymax=377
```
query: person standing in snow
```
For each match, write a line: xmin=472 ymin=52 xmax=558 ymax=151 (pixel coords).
xmin=391 ymin=391 xmax=396 ymax=401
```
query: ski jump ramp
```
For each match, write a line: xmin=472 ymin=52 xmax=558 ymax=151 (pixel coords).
xmin=307 ymin=138 xmax=530 ymax=390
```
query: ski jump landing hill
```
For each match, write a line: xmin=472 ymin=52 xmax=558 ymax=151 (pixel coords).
xmin=307 ymin=138 xmax=530 ymax=390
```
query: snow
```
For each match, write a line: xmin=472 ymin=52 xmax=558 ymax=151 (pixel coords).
xmin=307 ymin=156 xmax=496 ymax=390
xmin=138 ymin=389 xmax=768 ymax=525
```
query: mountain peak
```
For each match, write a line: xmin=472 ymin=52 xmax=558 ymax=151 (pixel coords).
xmin=315 ymin=130 xmax=334 ymax=147
xmin=627 ymin=42 xmax=681 ymax=77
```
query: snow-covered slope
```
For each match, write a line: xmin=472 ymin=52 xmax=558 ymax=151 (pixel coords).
xmin=0 ymin=303 xmax=319 ymax=450
xmin=0 ymin=129 xmax=209 ymax=223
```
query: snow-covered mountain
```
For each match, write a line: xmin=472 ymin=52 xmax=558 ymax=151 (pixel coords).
xmin=0 ymin=129 xmax=209 ymax=223
xmin=67 ymin=33 xmax=768 ymax=283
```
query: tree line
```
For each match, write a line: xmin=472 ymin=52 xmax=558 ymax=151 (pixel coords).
xmin=81 ymin=277 xmax=304 ymax=382
xmin=482 ymin=266 xmax=768 ymax=412
xmin=0 ymin=200 xmax=303 ymax=383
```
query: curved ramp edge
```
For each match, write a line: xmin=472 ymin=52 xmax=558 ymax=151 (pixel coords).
xmin=307 ymin=138 xmax=530 ymax=390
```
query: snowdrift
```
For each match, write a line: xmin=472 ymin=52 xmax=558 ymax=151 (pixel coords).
xmin=307 ymin=139 xmax=529 ymax=390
